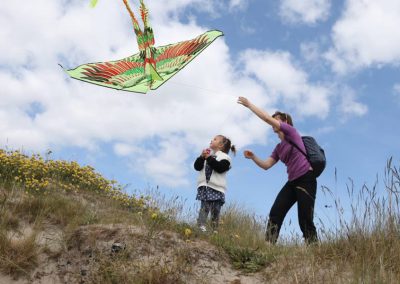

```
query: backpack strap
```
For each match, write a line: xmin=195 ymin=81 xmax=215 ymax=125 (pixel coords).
xmin=287 ymin=139 xmax=308 ymax=160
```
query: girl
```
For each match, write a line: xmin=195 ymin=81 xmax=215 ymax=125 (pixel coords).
xmin=194 ymin=135 xmax=236 ymax=232
xmin=237 ymin=96 xmax=318 ymax=244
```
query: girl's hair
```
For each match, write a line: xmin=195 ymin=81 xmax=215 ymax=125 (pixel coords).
xmin=218 ymin=135 xmax=236 ymax=156
xmin=272 ymin=111 xmax=293 ymax=126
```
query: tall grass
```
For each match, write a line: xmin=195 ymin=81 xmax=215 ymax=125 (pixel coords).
xmin=1 ymin=148 xmax=400 ymax=283
xmin=0 ymin=230 xmax=38 ymax=278
xmin=206 ymin=204 xmax=276 ymax=273
xmin=310 ymin=158 xmax=400 ymax=282
xmin=88 ymin=247 xmax=197 ymax=284
xmin=0 ymin=150 xmax=154 ymax=279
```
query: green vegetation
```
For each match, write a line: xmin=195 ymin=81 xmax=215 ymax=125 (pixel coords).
xmin=0 ymin=149 xmax=400 ymax=283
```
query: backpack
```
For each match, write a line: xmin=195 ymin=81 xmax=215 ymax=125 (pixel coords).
xmin=289 ymin=136 xmax=326 ymax=177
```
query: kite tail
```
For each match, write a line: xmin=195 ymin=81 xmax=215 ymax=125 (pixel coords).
xmin=139 ymin=0 xmax=155 ymax=46
xmin=139 ymin=0 xmax=149 ymax=28
xmin=122 ymin=0 xmax=141 ymax=34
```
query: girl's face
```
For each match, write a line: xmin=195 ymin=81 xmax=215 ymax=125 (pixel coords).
xmin=209 ymin=136 xmax=223 ymax=151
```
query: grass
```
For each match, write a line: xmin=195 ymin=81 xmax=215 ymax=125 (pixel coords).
xmin=0 ymin=149 xmax=400 ymax=283
xmin=88 ymin=247 xmax=197 ymax=284
xmin=0 ymin=230 xmax=38 ymax=278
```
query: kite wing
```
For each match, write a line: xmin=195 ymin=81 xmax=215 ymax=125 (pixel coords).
xmin=63 ymin=30 xmax=223 ymax=93
xmin=150 ymin=29 xmax=223 ymax=90
xmin=63 ymin=52 xmax=154 ymax=93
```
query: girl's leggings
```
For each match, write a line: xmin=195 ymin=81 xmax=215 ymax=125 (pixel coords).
xmin=266 ymin=171 xmax=318 ymax=244
xmin=197 ymin=200 xmax=224 ymax=229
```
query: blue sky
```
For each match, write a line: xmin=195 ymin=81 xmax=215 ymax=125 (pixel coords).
xmin=1 ymin=0 xmax=400 ymax=238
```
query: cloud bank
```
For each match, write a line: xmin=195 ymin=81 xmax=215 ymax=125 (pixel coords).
xmin=279 ymin=0 xmax=331 ymax=25
xmin=0 ymin=0 xmax=348 ymax=187
xmin=326 ymin=0 xmax=400 ymax=73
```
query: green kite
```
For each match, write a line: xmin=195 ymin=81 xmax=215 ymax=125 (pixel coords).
xmin=63 ymin=0 xmax=223 ymax=93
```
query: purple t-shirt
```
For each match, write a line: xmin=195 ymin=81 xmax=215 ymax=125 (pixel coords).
xmin=270 ymin=122 xmax=311 ymax=181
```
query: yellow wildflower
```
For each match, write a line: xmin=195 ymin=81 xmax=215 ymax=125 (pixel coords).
xmin=184 ymin=228 xmax=192 ymax=238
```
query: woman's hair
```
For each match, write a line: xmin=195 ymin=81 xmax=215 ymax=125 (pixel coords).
xmin=272 ymin=111 xmax=293 ymax=126
xmin=218 ymin=135 xmax=236 ymax=156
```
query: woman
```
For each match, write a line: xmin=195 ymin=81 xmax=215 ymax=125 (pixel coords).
xmin=238 ymin=96 xmax=318 ymax=244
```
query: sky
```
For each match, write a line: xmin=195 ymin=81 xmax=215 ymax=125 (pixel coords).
xmin=1 ymin=0 xmax=400 ymax=238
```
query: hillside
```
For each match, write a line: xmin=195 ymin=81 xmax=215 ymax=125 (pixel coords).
xmin=1 ymin=150 xmax=400 ymax=283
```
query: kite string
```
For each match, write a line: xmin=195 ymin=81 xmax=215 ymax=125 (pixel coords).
xmin=168 ymin=80 xmax=236 ymax=139
xmin=169 ymin=82 xmax=337 ymax=235
xmin=168 ymin=81 xmax=221 ymax=96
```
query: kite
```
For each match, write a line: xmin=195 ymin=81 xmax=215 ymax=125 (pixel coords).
xmin=63 ymin=0 xmax=223 ymax=93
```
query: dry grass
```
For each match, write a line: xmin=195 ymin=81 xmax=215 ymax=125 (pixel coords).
xmin=88 ymin=247 xmax=197 ymax=284
xmin=1 ymin=150 xmax=400 ymax=283
xmin=312 ymin=158 xmax=400 ymax=282
xmin=0 ymin=230 xmax=38 ymax=278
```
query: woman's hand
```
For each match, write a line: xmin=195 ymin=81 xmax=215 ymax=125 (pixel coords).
xmin=237 ymin=96 xmax=251 ymax=108
xmin=243 ymin=150 xmax=255 ymax=159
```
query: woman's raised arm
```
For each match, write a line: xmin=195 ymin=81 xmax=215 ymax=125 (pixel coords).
xmin=237 ymin=97 xmax=280 ymax=130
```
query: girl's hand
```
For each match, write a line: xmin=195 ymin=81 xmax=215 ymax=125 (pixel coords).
xmin=237 ymin=96 xmax=251 ymax=108
xmin=201 ymin=148 xmax=211 ymax=159
xmin=243 ymin=150 xmax=255 ymax=159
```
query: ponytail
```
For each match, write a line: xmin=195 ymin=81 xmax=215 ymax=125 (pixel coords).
xmin=218 ymin=135 xmax=236 ymax=156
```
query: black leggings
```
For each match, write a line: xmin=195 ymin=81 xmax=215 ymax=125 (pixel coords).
xmin=266 ymin=171 xmax=318 ymax=244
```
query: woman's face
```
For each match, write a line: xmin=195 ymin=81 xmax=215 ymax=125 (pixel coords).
xmin=273 ymin=115 xmax=285 ymax=139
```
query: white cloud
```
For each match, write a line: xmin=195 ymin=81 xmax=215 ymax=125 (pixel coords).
xmin=148 ymin=0 xmax=247 ymax=20
xmin=0 ymin=0 xmax=270 ymax=187
xmin=229 ymin=0 xmax=248 ymax=11
xmin=393 ymin=84 xmax=400 ymax=93
xmin=338 ymin=87 xmax=368 ymax=118
xmin=300 ymin=42 xmax=322 ymax=62
xmin=280 ymin=0 xmax=331 ymax=25
xmin=393 ymin=84 xmax=400 ymax=102
xmin=239 ymin=50 xmax=331 ymax=118
xmin=326 ymin=0 xmax=400 ymax=73
xmin=0 ymin=0 xmax=350 ymax=188
xmin=132 ymin=135 xmax=191 ymax=187
xmin=239 ymin=22 xmax=256 ymax=35
xmin=114 ymin=143 xmax=138 ymax=156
